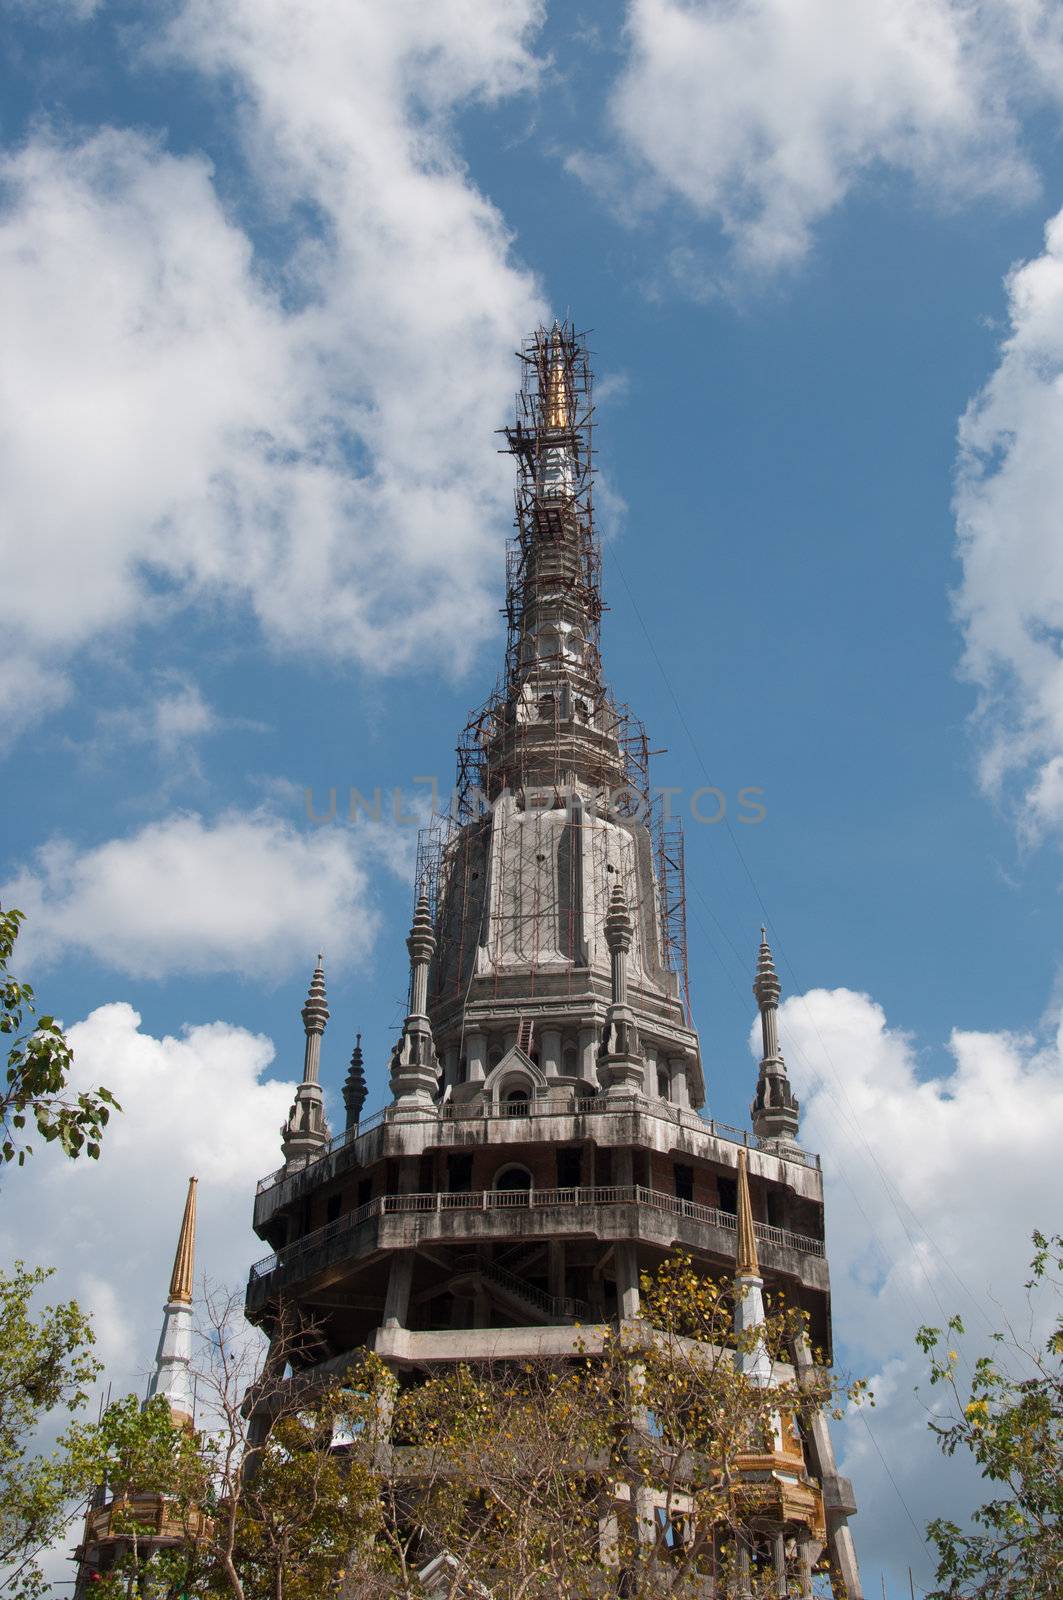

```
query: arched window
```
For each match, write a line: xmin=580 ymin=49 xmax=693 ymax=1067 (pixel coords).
xmin=538 ymin=693 xmax=555 ymax=721
xmin=657 ymin=1069 xmax=670 ymax=1102
xmin=562 ymin=1044 xmax=578 ymax=1078
xmin=494 ymin=1163 xmax=532 ymax=1192
xmin=504 ymin=1088 xmax=529 ymax=1117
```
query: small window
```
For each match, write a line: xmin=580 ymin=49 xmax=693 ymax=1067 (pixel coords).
xmin=557 ymin=1147 xmax=582 ymax=1188
xmin=673 ymin=1164 xmax=694 ymax=1203
xmin=356 ymin=1178 xmax=373 ymax=1209
xmin=447 ymin=1153 xmax=473 ymax=1194
xmin=718 ymin=1176 xmax=737 ymax=1215
xmin=657 ymin=1068 xmax=670 ymax=1101
xmin=326 ymin=1194 xmax=342 ymax=1225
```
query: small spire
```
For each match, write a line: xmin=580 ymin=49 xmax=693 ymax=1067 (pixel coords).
xmin=167 ymin=1177 xmax=197 ymax=1305
xmin=343 ymin=1032 xmax=368 ymax=1130
xmin=735 ymin=1149 xmax=760 ymax=1280
xmin=751 ymin=925 xmax=800 ymax=1143
xmin=301 ymin=953 xmax=330 ymax=1039
xmin=604 ymin=879 xmax=633 ymax=952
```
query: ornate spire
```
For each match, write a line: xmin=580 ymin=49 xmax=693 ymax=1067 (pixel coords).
xmin=146 ymin=1179 xmax=198 ymax=1425
xmin=390 ymin=891 xmax=439 ymax=1110
xmin=750 ymin=927 xmax=800 ymax=1144
xmin=282 ymin=955 xmax=332 ymax=1168
xmin=343 ymin=1032 xmax=367 ymax=1130
xmin=735 ymin=1149 xmax=760 ymax=1279
xmin=599 ymin=879 xmax=644 ymax=1095
xmin=167 ymin=1176 xmax=197 ymax=1306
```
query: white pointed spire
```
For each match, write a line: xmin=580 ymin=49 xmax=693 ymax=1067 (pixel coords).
xmin=146 ymin=1177 xmax=197 ymax=1426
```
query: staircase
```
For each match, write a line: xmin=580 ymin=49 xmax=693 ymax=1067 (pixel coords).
xmin=449 ymin=1252 xmax=587 ymax=1325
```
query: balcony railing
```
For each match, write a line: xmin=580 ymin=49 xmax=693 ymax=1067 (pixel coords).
xmin=247 ymin=1183 xmax=825 ymax=1288
xmin=256 ymin=1097 xmax=820 ymax=1200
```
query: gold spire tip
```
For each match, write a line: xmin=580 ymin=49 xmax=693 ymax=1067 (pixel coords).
xmin=735 ymin=1148 xmax=760 ymax=1280
xmin=167 ymin=1176 xmax=198 ymax=1306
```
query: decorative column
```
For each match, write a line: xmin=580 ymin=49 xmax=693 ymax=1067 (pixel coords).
xmin=598 ymin=882 xmax=645 ymax=1095
xmin=389 ymin=893 xmax=440 ymax=1110
xmin=342 ymin=1033 xmax=367 ymax=1131
xmin=464 ymin=1029 xmax=487 ymax=1083
xmin=751 ymin=928 xmax=800 ymax=1144
xmin=281 ymin=956 xmax=331 ymax=1169
xmin=146 ymin=1177 xmax=197 ymax=1426
xmin=540 ymin=1027 xmax=562 ymax=1077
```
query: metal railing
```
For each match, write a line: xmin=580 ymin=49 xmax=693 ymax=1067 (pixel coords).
xmin=248 ymin=1183 xmax=824 ymax=1287
xmin=255 ymin=1098 xmax=819 ymax=1199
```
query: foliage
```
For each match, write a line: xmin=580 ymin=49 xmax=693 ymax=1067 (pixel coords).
xmin=917 ymin=1230 xmax=1063 ymax=1599
xmin=0 ymin=1262 xmax=101 ymax=1598
xmin=1 ymin=907 xmax=119 ymax=1167
xmin=49 ymin=1259 xmax=864 ymax=1599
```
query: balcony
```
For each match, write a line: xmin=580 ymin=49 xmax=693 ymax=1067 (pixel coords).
xmin=254 ymin=1096 xmax=822 ymax=1231
xmin=245 ymin=1184 xmax=827 ymax=1312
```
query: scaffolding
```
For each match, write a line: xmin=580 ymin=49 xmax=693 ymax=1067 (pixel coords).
xmin=417 ymin=321 xmax=691 ymax=1020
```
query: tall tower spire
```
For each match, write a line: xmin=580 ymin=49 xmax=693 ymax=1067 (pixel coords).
xmin=751 ymin=927 xmax=800 ymax=1144
xmin=281 ymin=955 xmax=332 ymax=1168
xmin=733 ymin=1150 xmax=771 ymax=1385
xmin=146 ymin=1177 xmax=198 ymax=1426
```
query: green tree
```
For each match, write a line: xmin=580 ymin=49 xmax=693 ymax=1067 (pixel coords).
xmin=0 ymin=1262 xmax=101 ymax=1598
xmin=1 ymin=906 xmax=119 ymax=1167
xmin=917 ymin=1230 xmax=1063 ymax=1599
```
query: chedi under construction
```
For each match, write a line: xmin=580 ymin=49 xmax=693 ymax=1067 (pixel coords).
xmin=247 ymin=322 xmax=862 ymax=1597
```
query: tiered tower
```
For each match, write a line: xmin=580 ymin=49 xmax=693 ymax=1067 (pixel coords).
xmin=246 ymin=324 xmax=861 ymax=1597
xmin=75 ymin=1179 xmax=205 ymax=1592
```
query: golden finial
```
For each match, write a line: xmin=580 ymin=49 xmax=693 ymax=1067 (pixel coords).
xmin=168 ymin=1177 xmax=198 ymax=1306
xmin=735 ymin=1148 xmax=760 ymax=1279
xmin=544 ymin=325 xmax=570 ymax=431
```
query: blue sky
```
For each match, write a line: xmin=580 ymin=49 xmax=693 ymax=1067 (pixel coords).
xmin=3 ymin=2 xmax=1063 ymax=1591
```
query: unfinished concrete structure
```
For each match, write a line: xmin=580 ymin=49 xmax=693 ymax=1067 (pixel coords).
xmin=248 ymin=323 xmax=861 ymax=1596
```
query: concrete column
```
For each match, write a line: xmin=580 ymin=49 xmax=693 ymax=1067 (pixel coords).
xmin=735 ymin=1537 xmax=752 ymax=1600
xmin=614 ymin=1240 xmax=640 ymax=1320
xmin=578 ymin=1025 xmax=599 ymax=1084
xmin=398 ymin=1157 xmax=420 ymax=1195
xmin=465 ymin=1030 xmax=487 ymax=1082
xmin=548 ymin=1240 xmax=565 ymax=1302
xmin=383 ymin=1252 xmax=414 ymax=1329
xmin=541 ymin=1027 xmax=562 ymax=1077
xmin=772 ymin=1530 xmax=787 ymax=1597
xmin=796 ymin=1531 xmax=814 ymax=1598
xmin=670 ymin=1056 xmax=690 ymax=1109
xmin=829 ymin=1524 xmax=863 ymax=1600
xmin=614 ymin=1147 xmax=634 ymax=1187
xmin=643 ymin=1044 xmax=658 ymax=1100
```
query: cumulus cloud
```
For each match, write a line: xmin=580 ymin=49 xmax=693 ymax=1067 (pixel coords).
xmin=771 ymin=985 xmax=1063 ymax=1581
xmin=0 ymin=1 xmax=546 ymax=744
xmin=1 ymin=807 xmax=393 ymax=979
xmin=584 ymin=0 xmax=1063 ymax=274
xmin=0 ymin=1001 xmax=293 ymax=1396
xmin=954 ymin=207 xmax=1063 ymax=843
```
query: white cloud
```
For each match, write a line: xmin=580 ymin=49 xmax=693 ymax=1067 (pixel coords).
xmin=955 ymin=207 xmax=1063 ymax=843
xmin=2 ymin=808 xmax=390 ymax=979
xmin=771 ymin=985 xmax=1063 ymax=1582
xmin=0 ymin=1000 xmax=293 ymax=1398
xmin=588 ymin=0 xmax=1063 ymax=274
xmin=0 ymin=1 xmax=546 ymax=744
